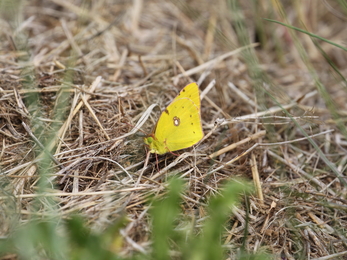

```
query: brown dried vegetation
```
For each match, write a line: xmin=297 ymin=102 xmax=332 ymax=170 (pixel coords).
xmin=1 ymin=0 xmax=347 ymax=259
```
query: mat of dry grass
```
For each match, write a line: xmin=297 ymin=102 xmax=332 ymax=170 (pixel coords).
xmin=1 ymin=0 xmax=347 ymax=259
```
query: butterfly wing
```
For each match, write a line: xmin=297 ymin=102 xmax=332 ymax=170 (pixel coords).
xmin=171 ymin=82 xmax=201 ymax=110
xmin=150 ymin=83 xmax=203 ymax=154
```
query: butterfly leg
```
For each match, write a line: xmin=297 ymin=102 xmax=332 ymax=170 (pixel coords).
xmin=164 ymin=139 xmax=180 ymax=156
xmin=155 ymin=152 xmax=160 ymax=172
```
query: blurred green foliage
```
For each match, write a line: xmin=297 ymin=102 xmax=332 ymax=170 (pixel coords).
xmin=0 ymin=178 xmax=271 ymax=260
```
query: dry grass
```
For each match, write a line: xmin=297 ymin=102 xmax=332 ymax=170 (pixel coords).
xmin=1 ymin=0 xmax=347 ymax=259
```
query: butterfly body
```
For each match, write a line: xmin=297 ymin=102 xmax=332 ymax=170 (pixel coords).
xmin=144 ymin=82 xmax=204 ymax=154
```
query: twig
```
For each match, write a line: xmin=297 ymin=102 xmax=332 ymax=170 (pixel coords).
xmin=173 ymin=43 xmax=259 ymax=80
xmin=250 ymin=153 xmax=264 ymax=203
xmin=209 ymin=130 xmax=266 ymax=159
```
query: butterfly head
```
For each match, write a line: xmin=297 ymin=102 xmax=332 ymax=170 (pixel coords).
xmin=144 ymin=135 xmax=168 ymax=154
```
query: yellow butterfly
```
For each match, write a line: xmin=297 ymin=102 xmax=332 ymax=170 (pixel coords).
xmin=144 ymin=82 xmax=204 ymax=154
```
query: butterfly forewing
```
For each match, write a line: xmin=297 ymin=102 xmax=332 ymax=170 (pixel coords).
xmin=171 ymin=82 xmax=201 ymax=110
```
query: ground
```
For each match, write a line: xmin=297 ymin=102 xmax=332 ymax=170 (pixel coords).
xmin=1 ymin=1 xmax=347 ymax=259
